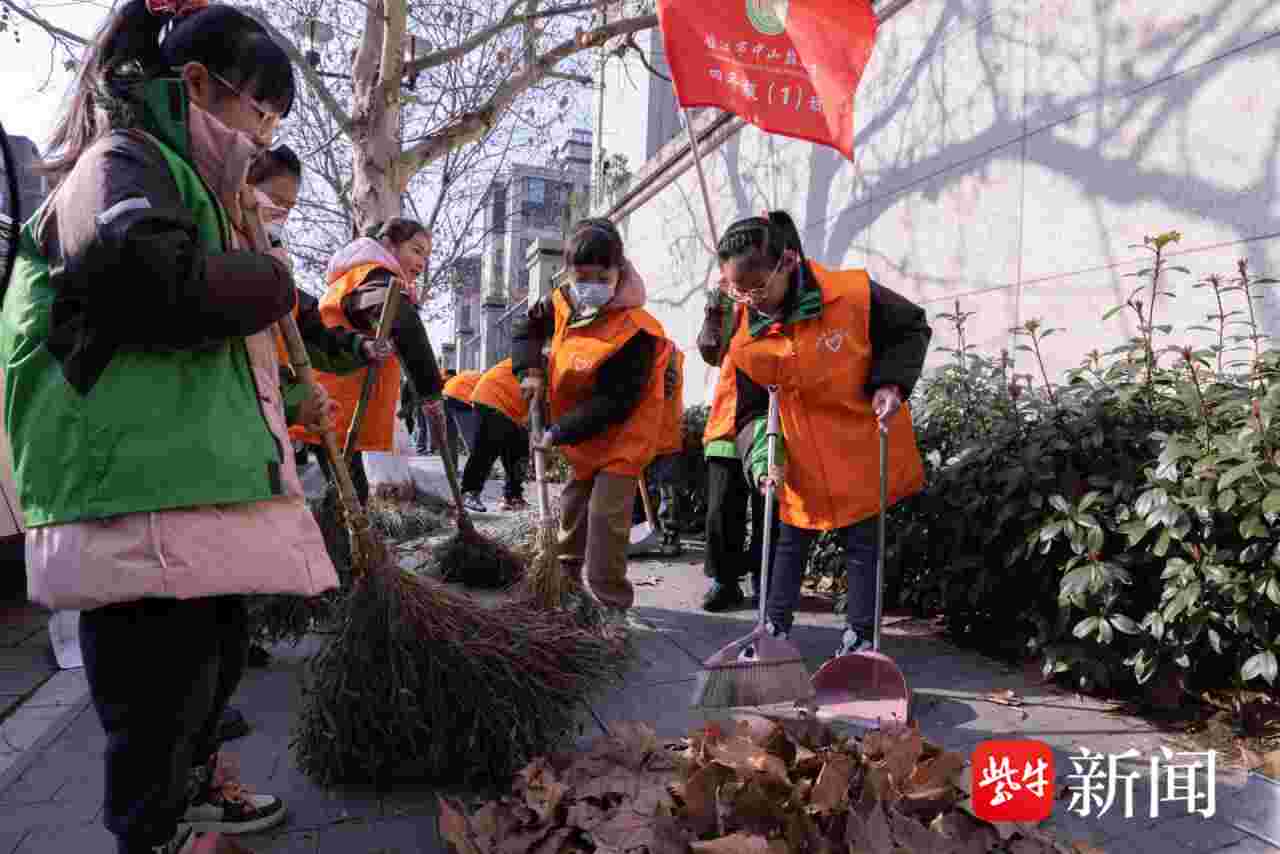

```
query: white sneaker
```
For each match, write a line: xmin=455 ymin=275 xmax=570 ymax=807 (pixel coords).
xmin=180 ymin=753 xmax=286 ymax=835
xmin=837 ymin=628 xmax=873 ymax=657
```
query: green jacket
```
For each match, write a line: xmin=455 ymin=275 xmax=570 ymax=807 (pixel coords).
xmin=0 ymin=78 xmax=298 ymax=526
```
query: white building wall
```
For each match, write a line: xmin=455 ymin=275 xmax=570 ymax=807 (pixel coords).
xmin=601 ymin=0 xmax=1280 ymax=408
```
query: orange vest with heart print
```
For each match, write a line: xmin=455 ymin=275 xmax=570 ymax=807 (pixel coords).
xmin=548 ymin=289 xmax=670 ymax=479
xmin=293 ymin=263 xmax=402 ymax=453
xmin=726 ymin=262 xmax=925 ymax=530
xmin=658 ymin=346 xmax=685 ymax=456
xmin=471 ymin=358 xmax=529 ymax=427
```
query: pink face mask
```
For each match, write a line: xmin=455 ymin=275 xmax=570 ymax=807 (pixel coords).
xmin=187 ymin=102 xmax=265 ymax=202
xmin=254 ymin=189 xmax=289 ymax=228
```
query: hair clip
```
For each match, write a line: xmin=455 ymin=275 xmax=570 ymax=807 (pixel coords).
xmin=146 ymin=0 xmax=209 ymax=18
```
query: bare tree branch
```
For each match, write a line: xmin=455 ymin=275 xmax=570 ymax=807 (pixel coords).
xmin=399 ymin=11 xmax=655 ymax=174
xmin=243 ymin=8 xmax=355 ymax=133
xmin=0 ymin=0 xmax=88 ymax=47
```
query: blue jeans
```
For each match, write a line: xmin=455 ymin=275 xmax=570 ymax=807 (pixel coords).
xmin=767 ymin=516 xmax=879 ymax=636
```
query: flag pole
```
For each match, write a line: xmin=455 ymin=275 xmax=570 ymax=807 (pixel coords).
xmin=683 ymin=107 xmax=719 ymax=245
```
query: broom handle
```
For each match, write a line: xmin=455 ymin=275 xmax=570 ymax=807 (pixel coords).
xmin=343 ymin=279 xmax=401 ymax=462
xmin=683 ymin=108 xmax=719 ymax=244
xmin=638 ymin=471 xmax=657 ymax=532
xmin=759 ymin=386 xmax=780 ymax=627
xmin=239 ymin=192 xmax=374 ymax=575
xmin=529 ymin=390 xmax=552 ymax=523
xmin=875 ymin=424 xmax=887 ymax=653
xmin=436 ymin=417 xmax=475 ymax=533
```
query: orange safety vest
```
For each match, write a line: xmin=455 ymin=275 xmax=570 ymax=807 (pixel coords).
xmin=443 ymin=370 xmax=482 ymax=403
xmin=471 ymin=358 xmax=529 ymax=427
xmin=294 ymin=263 xmax=403 ymax=453
xmin=548 ymin=289 xmax=670 ymax=479
xmin=726 ymin=262 xmax=925 ymax=531
xmin=702 ymin=350 xmax=738 ymax=445
xmin=658 ymin=346 xmax=685 ymax=456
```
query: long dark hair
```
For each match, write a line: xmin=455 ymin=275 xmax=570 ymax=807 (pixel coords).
xmin=42 ymin=0 xmax=295 ymax=182
xmin=363 ymin=217 xmax=427 ymax=247
xmin=716 ymin=210 xmax=805 ymax=273
xmin=247 ymin=143 xmax=301 ymax=185
xmin=564 ymin=218 xmax=624 ymax=269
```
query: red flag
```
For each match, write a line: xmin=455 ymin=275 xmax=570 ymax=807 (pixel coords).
xmin=657 ymin=0 xmax=877 ymax=161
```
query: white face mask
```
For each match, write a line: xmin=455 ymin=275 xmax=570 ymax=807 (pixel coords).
xmin=570 ymin=280 xmax=614 ymax=310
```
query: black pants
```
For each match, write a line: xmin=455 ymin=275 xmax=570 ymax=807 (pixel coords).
xmin=81 ymin=596 xmax=248 ymax=853
xmin=414 ymin=406 xmax=430 ymax=452
xmin=704 ymin=456 xmax=778 ymax=586
xmin=460 ymin=404 xmax=528 ymax=501
xmin=312 ymin=446 xmax=370 ymax=505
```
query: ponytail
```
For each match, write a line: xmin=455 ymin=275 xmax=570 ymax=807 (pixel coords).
xmin=42 ymin=0 xmax=295 ymax=183
xmin=365 ymin=217 xmax=427 ymax=247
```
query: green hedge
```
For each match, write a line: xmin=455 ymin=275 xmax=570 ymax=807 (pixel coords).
xmin=886 ymin=231 xmax=1280 ymax=695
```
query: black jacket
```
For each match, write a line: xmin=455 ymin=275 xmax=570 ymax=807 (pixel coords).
xmin=341 ymin=268 xmax=444 ymax=401
xmin=511 ymin=287 xmax=656 ymax=446
xmin=40 ymin=130 xmax=295 ymax=394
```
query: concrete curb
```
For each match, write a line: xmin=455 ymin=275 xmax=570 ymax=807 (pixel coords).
xmin=0 ymin=669 xmax=91 ymax=796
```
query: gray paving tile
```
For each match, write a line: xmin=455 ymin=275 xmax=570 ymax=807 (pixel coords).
xmin=1221 ymin=773 xmax=1280 ymax=850
xmin=592 ymin=678 xmax=715 ymax=740
xmin=11 ymin=820 xmax=113 ymax=853
xmin=18 ymin=670 xmax=86 ymax=709
xmin=315 ymin=816 xmax=443 ymax=853
xmin=242 ymin=828 xmax=322 ymax=853
xmin=1216 ymin=835 xmax=1280 ymax=853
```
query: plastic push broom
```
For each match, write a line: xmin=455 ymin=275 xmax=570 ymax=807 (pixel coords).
xmin=691 ymin=385 xmax=815 ymax=709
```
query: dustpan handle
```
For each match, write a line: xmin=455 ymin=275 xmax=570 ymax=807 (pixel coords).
xmin=759 ymin=386 xmax=781 ymax=627
xmin=874 ymin=424 xmax=887 ymax=652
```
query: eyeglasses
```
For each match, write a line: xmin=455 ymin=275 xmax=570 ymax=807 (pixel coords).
xmin=208 ymin=70 xmax=284 ymax=140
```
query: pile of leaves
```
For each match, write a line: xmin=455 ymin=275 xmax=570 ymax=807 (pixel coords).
xmin=440 ymin=718 xmax=1085 ymax=854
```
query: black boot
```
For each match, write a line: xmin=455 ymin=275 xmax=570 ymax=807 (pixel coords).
xmin=702 ymin=582 xmax=746 ymax=613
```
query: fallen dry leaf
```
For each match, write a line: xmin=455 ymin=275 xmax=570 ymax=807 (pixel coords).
xmin=904 ymin=750 xmax=966 ymax=801
xmin=438 ymin=797 xmax=482 ymax=854
xmin=884 ymin=731 xmax=925 ymax=787
xmin=847 ymin=799 xmax=894 ymax=854
xmin=929 ymin=810 xmax=999 ymax=850
xmin=794 ymin=753 xmax=826 ymax=783
xmin=1071 ymin=842 xmax=1105 ymax=854
xmin=529 ymin=828 xmax=573 ymax=854
xmin=987 ymin=689 xmax=1024 ymax=707
xmin=598 ymin=721 xmax=660 ymax=770
xmin=1259 ymin=749 xmax=1280 ymax=780
xmin=889 ymin=805 xmax=951 ymax=854
xmin=591 ymin=810 xmax=690 ymax=854
xmin=680 ymin=765 xmax=725 ymax=836
xmin=690 ymin=833 xmax=788 ymax=853
xmin=810 ymin=755 xmax=855 ymax=813
xmin=708 ymin=736 xmax=792 ymax=785
xmin=565 ymin=800 xmax=607 ymax=832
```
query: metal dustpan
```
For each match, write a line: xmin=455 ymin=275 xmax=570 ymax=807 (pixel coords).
xmin=628 ymin=473 xmax=658 ymax=554
xmin=810 ymin=427 xmax=910 ymax=729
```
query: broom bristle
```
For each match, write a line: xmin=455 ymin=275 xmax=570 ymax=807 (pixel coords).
xmin=436 ymin=527 xmax=527 ymax=589
xmin=293 ymin=560 xmax=631 ymax=788
xmin=690 ymin=658 xmax=816 ymax=709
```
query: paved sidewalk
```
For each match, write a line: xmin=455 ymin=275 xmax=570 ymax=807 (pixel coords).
xmin=0 ymin=456 xmax=1270 ymax=852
